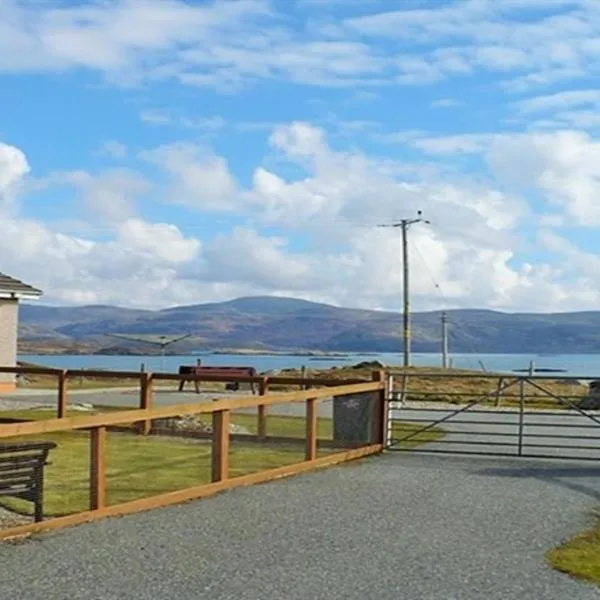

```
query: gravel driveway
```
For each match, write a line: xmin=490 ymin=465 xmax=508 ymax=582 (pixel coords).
xmin=1 ymin=453 xmax=600 ymax=599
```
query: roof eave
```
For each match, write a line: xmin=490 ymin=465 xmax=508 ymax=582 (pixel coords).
xmin=0 ymin=291 xmax=43 ymax=301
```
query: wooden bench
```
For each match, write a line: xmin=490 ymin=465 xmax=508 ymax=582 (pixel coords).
xmin=0 ymin=441 xmax=56 ymax=522
xmin=177 ymin=366 xmax=258 ymax=394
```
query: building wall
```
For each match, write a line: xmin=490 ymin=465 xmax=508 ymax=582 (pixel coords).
xmin=0 ymin=299 xmax=18 ymax=392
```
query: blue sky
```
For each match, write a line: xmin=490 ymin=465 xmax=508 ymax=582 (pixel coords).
xmin=2 ymin=0 xmax=600 ymax=311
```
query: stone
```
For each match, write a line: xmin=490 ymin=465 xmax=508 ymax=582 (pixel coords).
xmin=351 ymin=360 xmax=386 ymax=370
xmin=578 ymin=381 xmax=600 ymax=410
xmin=333 ymin=392 xmax=377 ymax=444
xmin=71 ymin=403 xmax=95 ymax=412
xmin=152 ymin=415 xmax=249 ymax=434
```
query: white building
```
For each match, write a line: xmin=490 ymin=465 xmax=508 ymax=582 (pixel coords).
xmin=0 ymin=273 xmax=42 ymax=392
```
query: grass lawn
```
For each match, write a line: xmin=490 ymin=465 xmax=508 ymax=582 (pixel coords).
xmin=0 ymin=408 xmax=442 ymax=519
xmin=1 ymin=430 xmax=308 ymax=518
xmin=547 ymin=517 xmax=600 ymax=586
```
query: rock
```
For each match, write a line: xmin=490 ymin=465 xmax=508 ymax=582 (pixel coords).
xmin=578 ymin=396 xmax=600 ymax=410
xmin=71 ymin=403 xmax=95 ymax=412
xmin=351 ymin=360 xmax=387 ymax=370
xmin=152 ymin=415 xmax=249 ymax=435
xmin=578 ymin=381 xmax=600 ymax=409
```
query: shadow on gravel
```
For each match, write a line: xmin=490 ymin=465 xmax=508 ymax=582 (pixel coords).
xmin=474 ymin=465 xmax=600 ymax=502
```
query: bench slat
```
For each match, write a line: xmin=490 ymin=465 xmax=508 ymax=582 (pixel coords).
xmin=0 ymin=441 xmax=56 ymax=522
xmin=0 ymin=476 xmax=37 ymax=489
xmin=0 ymin=457 xmax=44 ymax=471
xmin=0 ymin=469 xmax=39 ymax=483
xmin=0 ymin=451 xmax=50 ymax=465
xmin=0 ymin=442 xmax=56 ymax=453
xmin=0 ymin=485 xmax=32 ymax=497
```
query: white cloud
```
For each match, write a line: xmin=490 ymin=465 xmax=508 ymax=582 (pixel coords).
xmin=5 ymin=0 xmax=597 ymax=92
xmin=342 ymin=0 xmax=600 ymax=88
xmin=140 ymin=110 xmax=226 ymax=131
xmin=488 ymin=130 xmax=600 ymax=225
xmin=6 ymin=123 xmax=600 ymax=312
xmin=0 ymin=142 xmax=30 ymax=211
xmin=0 ymin=0 xmax=269 ymax=74
xmin=117 ymin=218 xmax=200 ymax=264
xmin=141 ymin=142 xmax=238 ymax=211
xmin=96 ymin=141 xmax=128 ymax=159
xmin=515 ymin=89 xmax=600 ymax=114
xmin=140 ymin=110 xmax=171 ymax=125
xmin=202 ymin=228 xmax=317 ymax=290
xmin=41 ymin=168 xmax=151 ymax=222
xmin=430 ymin=98 xmax=462 ymax=108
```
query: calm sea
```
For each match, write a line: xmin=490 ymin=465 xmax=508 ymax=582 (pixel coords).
xmin=17 ymin=352 xmax=600 ymax=378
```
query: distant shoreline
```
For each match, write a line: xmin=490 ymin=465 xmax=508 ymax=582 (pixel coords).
xmin=209 ymin=350 xmax=353 ymax=357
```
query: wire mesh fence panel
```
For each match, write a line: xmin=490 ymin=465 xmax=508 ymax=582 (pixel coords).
xmin=0 ymin=430 xmax=90 ymax=530
xmin=0 ymin=372 xmax=387 ymax=538
xmin=104 ymin=422 xmax=214 ymax=506
xmin=229 ymin=398 xmax=309 ymax=476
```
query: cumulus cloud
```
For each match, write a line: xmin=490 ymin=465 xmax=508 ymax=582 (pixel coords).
xmin=4 ymin=122 xmax=600 ymax=312
xmin=487 ymin=130 xmax=600 ymax=225
xmin=0 ymin=142 xmax=30 ymax=211
xmin=141 ymin=142 xmax=238 ymax=211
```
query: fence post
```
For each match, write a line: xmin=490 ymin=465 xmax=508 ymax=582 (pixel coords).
xmin=518 ymin=378 xmax=525 ymax=456
xmin=371 ymin=370 xmax=388 ymax=445
xmin=305 ymin=397 xmax=318 ymax=460
xmin=57 ymin=370 xmax=68 ymax=419
xmin=90 ymin=426 xmax=107 ymax=510
xmin=212 ymin=410 xmax=230 ymax=482
xmin=495 ymin=376 xmax=505 ymax=408
xmin=139 ymin=372 xmax=153 ymax=435
xmin=257 ymin=376 xmax=268 ymax=441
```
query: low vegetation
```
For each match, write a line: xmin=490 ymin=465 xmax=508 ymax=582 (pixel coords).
xmin=548 ymin=516 xmax=600 ymax=586
xmin=278 ymin=365 xmax=589 ymax=409
xmin=0 ymin=409 xmax=440 ymax=519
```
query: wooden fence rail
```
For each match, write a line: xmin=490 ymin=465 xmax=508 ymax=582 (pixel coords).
xmin=0 ymin=378 xmax=387 ymax=540
xmin=4 ymin=365 xmax=372 ymax=438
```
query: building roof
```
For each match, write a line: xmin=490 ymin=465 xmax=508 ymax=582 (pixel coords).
xmin=0 ymin=273 xmax=43 ymax=299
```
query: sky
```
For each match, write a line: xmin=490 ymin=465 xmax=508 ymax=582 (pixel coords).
xmin=2 ymin=0 xmax=600 ymax=313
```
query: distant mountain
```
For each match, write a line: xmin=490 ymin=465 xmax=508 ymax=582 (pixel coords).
xmin=16 ymin=296 xmax=600 ymax=354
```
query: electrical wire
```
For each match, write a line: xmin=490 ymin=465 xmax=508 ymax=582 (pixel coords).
xmin=409 ymin=236 xmax=480 ymax=370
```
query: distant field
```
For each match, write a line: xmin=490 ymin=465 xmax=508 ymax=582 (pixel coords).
xmin=14 ymin=361 xmax=590 ymax=410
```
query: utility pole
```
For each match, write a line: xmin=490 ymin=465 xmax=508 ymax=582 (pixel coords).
xmin=441 ymin=311 xmax=448 ymax=369
xmin=379 ymin=210 xmax=430 ymax=367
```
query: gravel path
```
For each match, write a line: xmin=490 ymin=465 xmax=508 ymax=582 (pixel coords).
xmin=1 ymin=453 xmax=600 ymax=599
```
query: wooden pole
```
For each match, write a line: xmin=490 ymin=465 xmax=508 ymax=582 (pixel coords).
xmin=139 ymin=372 xmax=153 ymax=435
xmin=90 ymin=426 xmax=107 ymax=510
xmin=402 ymin=221 xmax=411 ymax=367
xmin=57 ymin=370 xmax=68 ymax=419
xmin=441 ymin=311 xmax=449 ymax=369
xmin=211 ymin=410 xmax=230 ymax=482
xmin=371 ymin=370 xmax=388 ymax=445
xmin=305 ymin=398 xmax=318 ymax=461
xmin=257 ymin=376 xmax=268 ymax=442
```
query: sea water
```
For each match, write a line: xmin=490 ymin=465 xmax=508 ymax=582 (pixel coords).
xmin=17 ymin=352 xmax=600 ymax=378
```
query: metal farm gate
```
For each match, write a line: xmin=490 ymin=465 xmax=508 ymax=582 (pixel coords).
xmin=386 ymin=372 xmax=600 ymax=461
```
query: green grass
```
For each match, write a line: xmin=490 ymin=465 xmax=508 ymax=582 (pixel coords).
xmin=0 ymin=405 xmax=128 ymax=421
xmin=0 ymin=407 xmax=443 ymax=519
xmin=548 ymin=517 xmax=600 ymax=586
xmin=229 ymin=412 xmax=443 ymax=448
xmin=1 ymin=407 xmax=443 ymax=448
xmin=1 ymin=430 xmax=309 ymax=518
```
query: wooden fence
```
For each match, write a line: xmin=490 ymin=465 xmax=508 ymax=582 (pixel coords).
xmin=0 ymin=369 xmax=387 ymax=540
